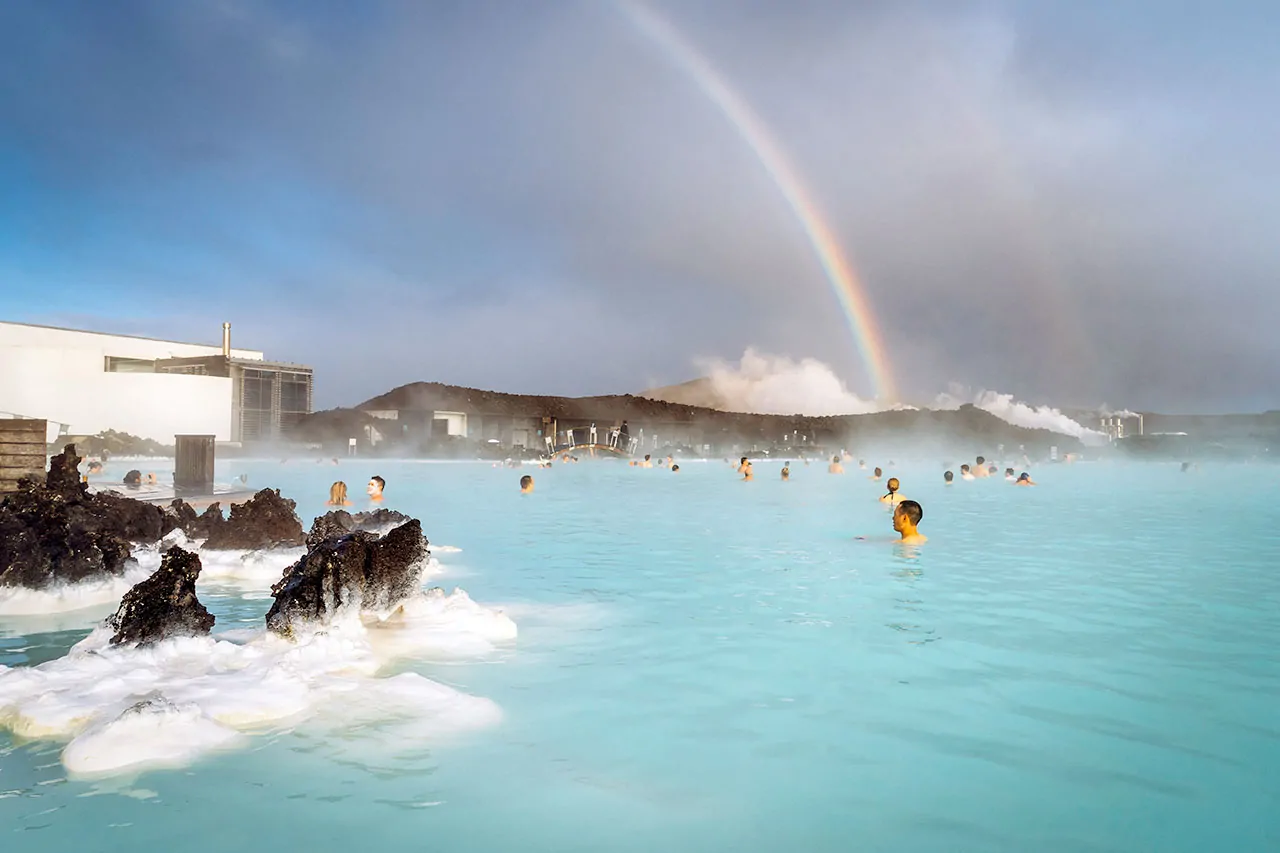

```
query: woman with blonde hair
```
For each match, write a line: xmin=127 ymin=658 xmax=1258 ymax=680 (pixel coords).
xmin=327 ymin=481 xmax=353 ymax=506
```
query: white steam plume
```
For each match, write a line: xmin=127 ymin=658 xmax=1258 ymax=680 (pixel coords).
xmin=686 ymin=350 xmax=1108 ymax=443
xmin=698 ymin=349 xmax=885 ymax=416
xmin=933 ymin=384 xmax=1107 ymax=443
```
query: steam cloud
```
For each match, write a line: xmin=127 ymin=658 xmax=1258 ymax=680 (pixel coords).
xmin=698 ymin=350 xmax=1105 ymax=442
xmin=699 ymin=349 xmax=884 ymax=416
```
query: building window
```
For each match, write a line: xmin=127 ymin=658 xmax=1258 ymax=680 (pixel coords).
xmin=104 ymin=356 xmax=156 ymax=373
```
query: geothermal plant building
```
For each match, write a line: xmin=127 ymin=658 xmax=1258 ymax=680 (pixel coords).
xmin=0 ymin=321 xmax=312 ymax=443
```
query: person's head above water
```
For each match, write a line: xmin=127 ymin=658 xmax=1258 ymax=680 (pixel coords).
xmin=886 ymin=476 xmax=900 ymax=491
xmin=832 ymin=455 xmax=840 ymax=464
xmin=892 ymin=500 xmax=926 ymax=542
xmin=1005 ymin=468 xmax=1015 ymax=477
xmin=976 ymin=456 xmax=985 ymax=465
xmin=944 ymin=470 xmax=954 ymax=483
xmin=328 ymin=481 xmax=350 ymax=505
xmin=671 ymin=464 xmax=680 ymax=473
xmin=874 ymin=467 xmax=883 ymax=477
xmin=520 ymin=474 xmax=534 ymax=493
xmin=367 ymin=476 xmax=385 ymax=499
xmin=644 ymin=454 xmax=651 ymax=462
xmin=741 ymin=457 xmax=748 ymax=465
xmin=960 ymin=464 xmax=970 ymax=473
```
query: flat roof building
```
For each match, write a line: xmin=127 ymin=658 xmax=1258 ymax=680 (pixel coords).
xmin=0 ymin=320 xmax=312 ymax=443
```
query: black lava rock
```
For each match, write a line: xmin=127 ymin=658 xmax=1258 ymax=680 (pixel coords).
xmin=106 ymin=546 xmax=214 ymax=646
xmin=202 ymin=489 xmax=305 ymax=550
xmin=267 ymin=519 xmax=428 ymax=639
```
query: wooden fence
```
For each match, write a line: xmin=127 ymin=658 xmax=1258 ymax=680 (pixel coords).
xmin=0 ymin=419 xmax=48 ymax=495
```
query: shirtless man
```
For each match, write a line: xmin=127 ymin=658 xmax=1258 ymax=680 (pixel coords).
xmin=520 ymin=475 xmax=535 ymax=494
xmin=1015 ymin=472 xmax=1035 ymax=486
xmin=892 ymin=500 xmax=927 ymax=544
xmin=367 ymin=475 xmax=385 ymax=503
xmin=944 ymin=471 xmax=954 ymax=485
xmin=960 ymin=464 xmax=975 ymax=481
xmin=973 ymin=456 xmax=990 ymax=478
xmin=781 ymin=464 xmax=790 ymax=481
xmin=869 ymin=466 xmax=883 ymax=481
xmin=829 ymin=455 xmax=844 ymax=474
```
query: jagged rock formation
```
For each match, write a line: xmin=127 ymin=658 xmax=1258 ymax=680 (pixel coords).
xmin=201 ymin=489 xmax=305 ymax=550
xmin=0 ymin=445 xmax=164 ymax=589
xmin=106 ymin=546 xmax=214 ymax=646
xmin=266 ymin=519 xmax=427 ymax=639
xmin=305 ymin=508 xmax=414 ymax=548
xmin=161 ymin=499 xmax=228 ymax=540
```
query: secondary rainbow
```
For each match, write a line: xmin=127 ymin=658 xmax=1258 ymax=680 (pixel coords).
xmin=618 ymin=0 xmax=896 ymax=401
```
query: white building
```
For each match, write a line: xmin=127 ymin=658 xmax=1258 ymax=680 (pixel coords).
xmin=0 ymin=320 xmax=312 ymax=443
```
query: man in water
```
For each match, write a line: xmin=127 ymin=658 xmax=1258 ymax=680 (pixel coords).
xmin=781 ymin=464 xmax=790 ymax=481
xmin=742 ymin=460 xmax=754 ymax=481
xmin=869 ymin=466 xmax=882 ymax=481
xmin=367 ymin=475 xmax=385 ymax=502
xmin=829 ymin=455 xmax=844 ymax=474
xmin=1005 ymin=467 xmax=1016 ymax=480
xmin=892 ymin=500 xmax=927 ymax=544
xmin=973 ymin=456 xmax=990 ymax=478
xmin=520 ymin=475 xmax=534 ymax=493
xmin=738 ymin=456 xmax=750 ymax=474
xmin=879 ymin=477 xmax=906 ymax=504
xmin=1015 ymin=472 xmax=1035 ymax=486
xmin=642 ymin=454 xmax=653 ymax=468
xmin=671 ymin=464 xmax=680 ymax=473
xmin=944 ymin=470 xmax=954 ymax=485
xmin=960 ymin=464 xmax=974 ymax=481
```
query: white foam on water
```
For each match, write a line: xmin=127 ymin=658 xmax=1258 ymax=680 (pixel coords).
xmin=0 ymin=563 xmax=155 ymax=616
xmin=0 ymin=588 xmax=514 ymax=777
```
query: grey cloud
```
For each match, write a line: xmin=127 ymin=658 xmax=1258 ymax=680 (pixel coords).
xmin=2 ymin=0 xmax=1277 ymax=411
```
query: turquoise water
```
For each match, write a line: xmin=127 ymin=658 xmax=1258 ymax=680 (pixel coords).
xmin=3 ymin=457 xmax=1279 ymax=851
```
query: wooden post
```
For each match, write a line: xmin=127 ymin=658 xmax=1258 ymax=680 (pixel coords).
xmin=174 ymin=434 xmax=216 ymax=493
xmin=0 ymin=419 xmax=48 ymax=495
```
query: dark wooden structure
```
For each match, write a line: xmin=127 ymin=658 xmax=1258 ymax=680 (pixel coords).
xmin=0 ymin=419 xmax=47 ymax=495
xmin=174 ymin=434 xmax=216 ymax=493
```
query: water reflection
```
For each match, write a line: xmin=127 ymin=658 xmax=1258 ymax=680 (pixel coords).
xmin=887 ymin=547 xmax=936 ymax=644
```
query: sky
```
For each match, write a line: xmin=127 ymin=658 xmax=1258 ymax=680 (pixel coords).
xmin=2 ymin=0 xmax=1277 ymax=413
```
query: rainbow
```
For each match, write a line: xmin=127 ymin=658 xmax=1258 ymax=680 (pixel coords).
xmin=618 ymin=0 xmax=897 ymax=401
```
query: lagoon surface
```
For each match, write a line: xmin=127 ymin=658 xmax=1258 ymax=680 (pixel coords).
xmin=2 ymin=457 xmax=1278 ymax=852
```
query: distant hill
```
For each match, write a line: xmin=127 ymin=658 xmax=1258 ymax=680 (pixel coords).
xmin=640 ymin=378 xmax=729 ymax=411
xmin=292 ymin=380 xmax=1084 ymax=457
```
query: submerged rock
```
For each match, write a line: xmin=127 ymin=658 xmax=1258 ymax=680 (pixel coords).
xmin=267 ymin=519 xmax=428 ymax=639
xmin=0 ymin=445 xmax=163 ymax=589
xmin=107 ymin=546 xmax=214 ymax=646
xmin=202 ymin=489 xmax=305 ymax=551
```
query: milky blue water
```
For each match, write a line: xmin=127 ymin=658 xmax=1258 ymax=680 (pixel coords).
xmin=2 ymin=457 xmax=1279 ymax=851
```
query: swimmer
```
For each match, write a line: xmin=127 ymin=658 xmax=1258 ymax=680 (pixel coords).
xmin=828 ymin=455 xmax=844 ymax=474
xmin=869 ymin=466 xmax=882 ymax=481
xmin=520 ymin=474 xmax=534 ymax=493
xmin=666 ymin=455 xmax=674 ymax=466
xmin=879 ymin=477 xmax=906 ymax=504
xmin=123 ymin=469 xmax=142 ymax=486
xmin=988 ymin=465 xmax=998 ymax=476
xmin=642 ymin=454 xmax=653 ymax=468
xmin=367 ymin=475 xmax=385 ymax=502
xmin=327 ymin=481 xmax=353 ymax=506
xmin=146 ymin=472 xmax=156 ymax=485
xmin=1015 ymin=472 xmax=1035 ymax=486
xmin=892 ymin=500 xmax=927 ymax=544
xmin=87 ymin=460 xmax=103 ymax=474
xmin=973 ymin=456 xmax=990 ymax=478
xmin=1005 ymin=468 xmax=1016 ymax=480
xmin=944 ymin=470 xmax=954 ymax=485
xmin=781 ymin=464 xmax=790 ymax=481
xmin=737 ymin=456 xmax=750 ymax=474
xmin=858 ymin=459 xmax=867 ymax=470
xmin=960 ymin=464 xmax=974 ymax=481
xmin=671 ymin=464 xmax=680 ymax=473
xmin=742 ymin=460 xmax=754 ymax=481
